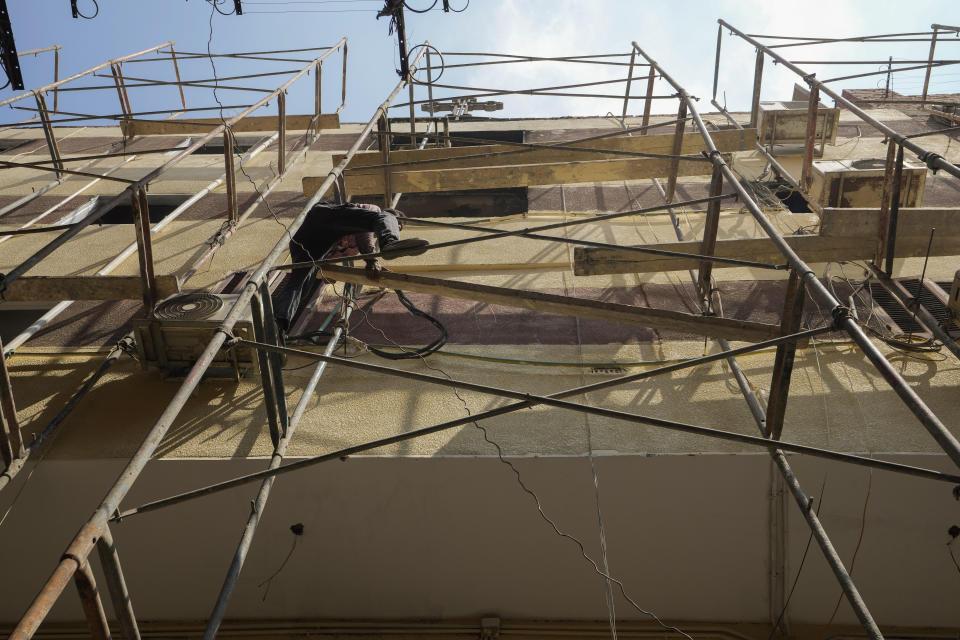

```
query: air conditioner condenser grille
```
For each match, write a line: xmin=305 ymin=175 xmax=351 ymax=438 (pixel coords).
xmin=153 ymin=293 xmax=224 ymax=321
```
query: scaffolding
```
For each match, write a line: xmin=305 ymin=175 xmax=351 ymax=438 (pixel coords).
xmin=0 ymin=18 xmax=959 ymax=640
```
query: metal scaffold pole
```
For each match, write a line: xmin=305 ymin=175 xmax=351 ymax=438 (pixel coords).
xmin=633 ymin=39 xmax=960 ymax=468
xmin=7 ymin=37 xmax=362 ymax=640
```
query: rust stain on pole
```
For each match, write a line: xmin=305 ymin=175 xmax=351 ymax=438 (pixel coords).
xmin=697 ymin=164 xmax=724 ymax=301
xmin=34 ymin=92 xmax=63 ymax=177
xmin=278 ymin=92 xmax=287 ymax=175
xmin=74 ymin=561 xmax=112 ymax=640
xmin=875 ymin=141 xmax=898 ymax=264
xmin=640 ymin=66 xmax=655 ymax=134
xmin=921 ymin=26 xmax=939 ymax=106
xmin=664 ymin=99 xmax=688 ymax=202
xmin=168 ymin=45 xmax=187 ymax=110
xmin=132 ymin=188 xmax=158 ymax=312
xmin=749 ymin=49 xmax=763 ymax=128
xmin=0 ymin=336 xmax=23 ymax=459
xmin=224 ymin=129 xmax=238 ymax=222
xmin=765 ymin=270 xmax=806 ymax=440
xmin=800 ymin=84 xmax=819 ymax=191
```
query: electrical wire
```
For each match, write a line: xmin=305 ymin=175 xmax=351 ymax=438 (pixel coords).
xmin=445 ymin=0 xmax=469 ymax=12
xmin=767 ymin=479 xmax=827 ymax=640
xmin=356 ymin=340 xmax=859 ymax=368
xmin=257 ymin=524 xmax=303 ymax=601
xmin=825 ymin=471 xmax=872 ymax=626
xmin=74 ymin=0 xmax=99 ymax=19
xmin=402 ymin=0 xmax=437 ymax=12
xmin=572 ymin=307 xmax=618 ymax=640
xmin=407 ymin=43 xmax=445 ymax=83
xmin=206 ymin=0 xmax=236 ymax=16
xmin=312 ymin=276 xmax=693 ymax=640
xmin=204 ymin=0 xmax=322 ymax=286
xmin=366 ymin=290 xmax=447 ymax=359
xmin=317 ymin=276 xmax=694 ymax=640
xmin=949 ymin=534 xmax=960 ymax=578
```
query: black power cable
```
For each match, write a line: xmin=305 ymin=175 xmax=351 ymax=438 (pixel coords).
xmin=367 ymin=290 xmax=447 ymax=359
xmin=71 ymin=0 xmax=99 ymax=19
xmin=402 ymin=0 xmax=436 ymax=12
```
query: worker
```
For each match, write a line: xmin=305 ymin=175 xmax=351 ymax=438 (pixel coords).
xmin=272 ymin=201 xmax=428 ymax=337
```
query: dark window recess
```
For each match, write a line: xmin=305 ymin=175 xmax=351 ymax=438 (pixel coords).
xmin=867 ymin=279 xmax=958 ymax=337
xmin=0 ymin=138 xmax=36 ymax=153
xmin=193 ymin=138 xmax=259 ymax=155
xmin=766 ymin=180 xmax=810 ymax=213
xmin=0 ymin=308 xmax=50 ymax=344
xmin=355 ymin=187 xmax=528 ymax=218
xmin=96 ymin=195 xmax=192 ymax=224
xmin=388 ymin=128 xmax=524 ymax=150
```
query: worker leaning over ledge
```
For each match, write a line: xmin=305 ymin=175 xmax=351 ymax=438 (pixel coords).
xmin=272 ymin=201 xmax=429 ymax=337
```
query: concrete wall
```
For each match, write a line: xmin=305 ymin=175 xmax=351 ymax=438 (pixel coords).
xmin=1 ymin=454 xmax=957 ymax=628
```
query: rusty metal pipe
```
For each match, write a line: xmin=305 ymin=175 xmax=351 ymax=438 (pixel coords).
xmin=202 ymin=285 xmax=356 ymax=640
xmin=73 ymin=561 xmax=112 ymax=640
xmin=8 ymin=39 xmax=355 ymax=636
xmin=95 ymin=526 xmax=140 ymax=640
xmin=718 ymin=20 xmax=960 ymax=181
xmin=0 ymin=39 xmax=346 ymax=297
xmin=635 ymin=39 xmax=960 ymax=469
xmin=112 ymin=330 xmax=960 ymax=521
xmin=0 ymin=42 xmax=175 ymax=110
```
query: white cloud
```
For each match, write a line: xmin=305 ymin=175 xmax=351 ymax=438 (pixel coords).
xmin=423 ymin=0 xmax=955 ymax=119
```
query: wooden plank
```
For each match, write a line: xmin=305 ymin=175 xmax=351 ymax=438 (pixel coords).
xmin=575 ymin=236 xmax=871 ymax=276
xmin=333 ymin=128 xmax=758 ymax=170
xmin=574 ymin=229 xmax=960 ymax=276
xmin=316 ymin=264 xmax=781 ymax=342
xmin=306 ymin=155 xmax=719 ymax=197
xmin=120 ymin=113 xmax=339 ymax=136
xmin=820 ymin=207 xmax=960 ymax=238
xmin=2 ymin=275 xmax=180 ymax=302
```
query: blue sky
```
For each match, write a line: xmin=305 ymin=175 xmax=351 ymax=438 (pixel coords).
xmin=3 ymin=0 xmax=958 ymax=126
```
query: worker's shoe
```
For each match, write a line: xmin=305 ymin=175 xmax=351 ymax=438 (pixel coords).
xmin=380 ymin=237 xmax=429 ymax=259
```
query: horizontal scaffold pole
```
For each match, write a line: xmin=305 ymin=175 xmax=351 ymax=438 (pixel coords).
xmin=112 ymin=329 xmax=960 ymax=521
xmin=308 ymin=265 xmax=781 ymax=342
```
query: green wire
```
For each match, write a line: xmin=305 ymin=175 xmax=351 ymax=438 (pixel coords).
xmin=364 ymin=340 xmax=858 ymax=368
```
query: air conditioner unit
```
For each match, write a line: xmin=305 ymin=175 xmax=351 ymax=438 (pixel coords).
xmin=133 ymin=292 xmax=259 ymax=379
xmin=757 ymin=100 xmax=840 ymax=150
xmin=808 ymin=158 xmax=927 ymax=208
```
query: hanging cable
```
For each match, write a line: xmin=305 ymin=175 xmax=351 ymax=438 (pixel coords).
xmin=366 ymin=290 xmax=447 ymax=360
xmin=402 ymin=0 xmax=436 ymax=12
xmin=767 ymin=479 xmax=827 ymax=640
xmin=443 ymin=0 xmax=468 ymax=12
xmin=206 ymin=0 xmax=236 ymax=15
xmin=336 ymin=284 xmax=694 ymax=640
xmin=72 ymin=0 xmax=99 ymax=19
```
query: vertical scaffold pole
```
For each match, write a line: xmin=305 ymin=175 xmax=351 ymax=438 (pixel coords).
xmin=224 ymin=128 xmax=238 ymax=222
xmin=131 ymin=188 xmax=157 ymax=312
xmin=921 ymin=26 xmax=939 ymax=107
xmin=800 ymin=83 xmax=820 ymax=191
xmin=96 ymin=525 xmax=141 ymax=640
xmin=278 ymin=91 xmax=287 ymax=175
xmin=640 ymin=65 xmax=655 ymax=135
xmin=664 ymin=99 xmax=687 ymax=202
xmin=749 ymin=49 xmax=763 ymax=128
xmin=765 ymin=270 xmax=805 ymax=440
xmin=622 ymin=49 xmax=636 ymax=120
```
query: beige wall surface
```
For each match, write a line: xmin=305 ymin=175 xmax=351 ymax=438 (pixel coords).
xmin=2 ymin=111 xmax=960 ymax=635
xmin=0 ymin=455 xmax=956 ymax=628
